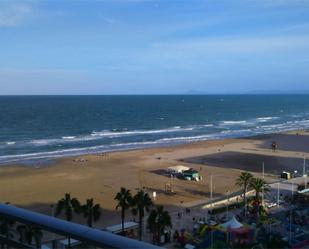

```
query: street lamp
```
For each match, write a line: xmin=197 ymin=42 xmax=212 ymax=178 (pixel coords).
xmin=50 ymin=204 xmax=56 ymax=249
xmin=210 ymin=174 xmax=213 ymax=207
xmin=303 ymin=157 xmax=307 ymax=188
xmin=277 ymin=182 xmax=280 ymax=208
xmin=289 ymin=179 xmax=293 ymax=245
xmin=262 ymin=162 xmax=265 ymax=208
xmin=226 ymin=190 xmax=230 ymax=219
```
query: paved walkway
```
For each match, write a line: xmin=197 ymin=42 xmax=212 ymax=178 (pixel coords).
xmin=158 ymin=176 xmax=308 ymax=235
xmin=267 ymin=176 xmax=307 ymax=204
xmin=179 ymin=176 xmax=307 ymax=211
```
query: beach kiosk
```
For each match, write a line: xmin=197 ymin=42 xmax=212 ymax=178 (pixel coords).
xmin=181 ymin=169 xmax=201 ymax=181
xmin=281 ymin=171 xmax=291 ymax=180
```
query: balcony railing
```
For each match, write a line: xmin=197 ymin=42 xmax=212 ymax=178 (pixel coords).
xmin=0 ymin=203 xmax=161 ymax=248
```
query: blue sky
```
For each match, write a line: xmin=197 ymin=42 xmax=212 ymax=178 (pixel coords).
xmin=0 ymin=0 xmax=309 ymax=94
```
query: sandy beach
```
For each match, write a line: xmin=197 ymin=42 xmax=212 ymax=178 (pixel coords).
xmin=1 ymin=131 xmax=308 ymax=228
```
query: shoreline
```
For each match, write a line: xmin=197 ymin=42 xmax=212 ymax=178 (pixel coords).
xmin=0 ymin=137 xmax=243 ymax=168
xmin=2 ymin=128 xmax=309 ymax=168
xmin=0 ymin=129 xmax=308 ymax=227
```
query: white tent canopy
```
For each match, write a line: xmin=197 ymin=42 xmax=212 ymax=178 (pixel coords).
xmin=167 ymin=165 xmax=190 ymax=173
xmin=220 ymin=216 xmax=243 ymax=230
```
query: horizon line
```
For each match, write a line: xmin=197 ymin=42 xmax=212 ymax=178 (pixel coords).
xmin=2 ymin=93 xmax=309 ymax=96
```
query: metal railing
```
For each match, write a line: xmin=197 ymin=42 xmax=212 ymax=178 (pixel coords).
xmin=0 ymin=204 xmax=160 ymax=248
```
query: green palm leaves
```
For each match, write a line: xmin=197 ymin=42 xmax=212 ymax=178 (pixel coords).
xmin=235 ymin=172 xmax=254 ymax=205
xmin=114 ymin=187 xmax=133 ymax=234
xmin=236 ymin=172 xmax=270 ymax=218
xmin=55 ymin=193 xmax=101 ymax=227
xmin=249 ymin=177 xmax=270 ymax=203
xmin=55 ymin=193 xmax=80 ymax=222
xmin=115 ymin=188 xmax=153 ymax=240
xmin=131 ymin=190 xmax=153 ymax=240
xmin=147 ymin=205 xmax=172 ymax=244
xmin=82 ymin=198 xmax=101 ymax=227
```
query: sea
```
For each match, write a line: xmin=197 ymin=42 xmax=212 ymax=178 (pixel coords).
xmin=1 ymin=95 xmax=309 ymax=165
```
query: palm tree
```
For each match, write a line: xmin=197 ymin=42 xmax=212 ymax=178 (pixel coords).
xmin=250 ymin=177 xmax=270 ymax=216
xmin=17 ymin=225 xmax=43 ymax=248
xmin=0 ymin=217 xmax=15 ymax=248
xmin=82 ymin=198 xmax=101 ymax=227
xmin=250 ymin=177 xmax=270 ymax=203
xmin=147 ymin=205 xmax=172 ymax=244
xmin=115 ymin=187 xmax=133 ymax=235
xmin=55 ymin=193 xmax=80 ymax=247
xmin=235 ymin=172 xmax=253 ymax=213
xmin=131 ymin=190 xmax=153 ymax=240
xmin=55 ymin=193 xmax=80 ymax=221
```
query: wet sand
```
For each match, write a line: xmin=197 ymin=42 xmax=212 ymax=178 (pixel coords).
xmin=0 ymin=131 xmax=308 ymax=228
xmin=183 ymin=151 xmax=305 ymax=174
xmin=250 ymin=130 xmax=309 ymax=153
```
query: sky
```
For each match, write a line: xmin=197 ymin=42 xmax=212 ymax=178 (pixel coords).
xmin=0 ymin=0 xmax=309 ymax=95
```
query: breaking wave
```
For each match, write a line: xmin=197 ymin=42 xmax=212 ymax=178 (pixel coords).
xmin=2 ymin=117 xmax=309 ymax=165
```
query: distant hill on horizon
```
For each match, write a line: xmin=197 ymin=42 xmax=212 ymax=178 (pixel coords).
xmin=185 ymin=89 xmax=309 ymax=95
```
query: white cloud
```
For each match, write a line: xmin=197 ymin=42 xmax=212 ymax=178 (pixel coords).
xmin=0 ymin=1 xmax=36 ymax=27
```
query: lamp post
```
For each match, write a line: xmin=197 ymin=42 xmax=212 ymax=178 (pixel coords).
xmin=226 ymin=190 xmax=230 ymax=219
xmin=209 ymin=175 xmax=214 ymax=249
xmin=291 ymin=179 xmax=294 ymax=201
xmin=303 ymin=157 xmax=307 ymax=188
xmin=210 ymin=174 xmax=213 ymax=207
xmin=244 ymin=186 xmax=247 ymax=220
xmin=51 ymin=204 xmax=57 ymax=249
xmin=289 ymin=179 xmax=293 ymax=245
xmin=262 ymin=162 xmax=265 ymax=207
xmin=211 ymin=228 xmax=213 ymax=249
xmin=277 ymin=182 xmax=280 ymax=208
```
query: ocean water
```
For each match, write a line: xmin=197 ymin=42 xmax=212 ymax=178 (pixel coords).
xmin=1 ymin=95 xmax=309 ymax=165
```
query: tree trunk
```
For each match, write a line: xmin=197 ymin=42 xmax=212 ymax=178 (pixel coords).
xmin=244 ymin=186 xmax=247 ymax=219
xmin=138 ymin=213 xmax=142 ymax=241
xmin=88 ymin=216 xmax=92 ymax=227
xmin=35 ymin=235 xmax=42 ymax=249
xmin=157 ymin=224 xmax=161 ymax=245
xmin=66 ymin=215 xmax=71 ymax=248
xmin=256 ymin=193 xmax=260 ymax=218
xmin=121 ymin=208 xmax=125 ymax=235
